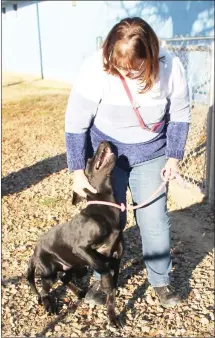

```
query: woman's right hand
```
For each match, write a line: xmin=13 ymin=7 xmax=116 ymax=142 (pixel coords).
xmin=72 ymin=169 xmax=97 ymax=197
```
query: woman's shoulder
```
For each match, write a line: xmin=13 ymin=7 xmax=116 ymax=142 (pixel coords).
xmin=159 ymin=46 xmax=183 ymax=76
xmin=79 ymin=49 xmax=104 ymax=75
xmin=159 ymin=46 xmax=174 ymax=66
xmin=74 ymin=49 xmax=105 ymax=99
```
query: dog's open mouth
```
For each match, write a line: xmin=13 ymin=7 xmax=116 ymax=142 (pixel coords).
xmin=95 ymin=147 xmax=114 ymax=171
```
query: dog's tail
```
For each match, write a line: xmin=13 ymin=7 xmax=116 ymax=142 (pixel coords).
xmin=27 ymin=255 xmax=39 ymax=297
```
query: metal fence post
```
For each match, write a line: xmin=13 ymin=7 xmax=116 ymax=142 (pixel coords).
xmin=206 ymin=40 xmax=214 ymax=205
xmin=96 ymin=36 xmax=103 ymax=51
xmin=36 ymin=2 xmax=44 ymax=79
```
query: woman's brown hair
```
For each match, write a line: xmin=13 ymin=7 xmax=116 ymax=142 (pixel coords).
xmin=102 ymin=17 xmax=163 ymax=93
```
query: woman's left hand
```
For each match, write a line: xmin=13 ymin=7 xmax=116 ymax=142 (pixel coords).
xmin=162 ymin=158 xmax=179 ymax=180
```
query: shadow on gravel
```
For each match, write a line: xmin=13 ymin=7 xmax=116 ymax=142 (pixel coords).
xmin=1 ymin=133 xmax=93 ymax=197
xmin=2 ymin=275 xmax=26 ymax=285
xmin=1 ymin=153 xmax=67 ymax=197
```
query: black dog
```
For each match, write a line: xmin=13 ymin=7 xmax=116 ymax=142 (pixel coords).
xmin=27 ymin=141 xmax=124 ymax=328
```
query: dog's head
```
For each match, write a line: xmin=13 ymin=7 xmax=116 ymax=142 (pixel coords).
xmin=85 ymin=141 xmax=116 ymax=191
xmin=72 ymin=141 xmax=116 ymax=205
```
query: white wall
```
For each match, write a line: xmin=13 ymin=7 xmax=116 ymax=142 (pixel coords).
xmin=2 ymin=1 xmax=41 ymax=76
xmin=2 ymin=0 xmax=214 ymax=85
xmin=38 ymin=1 xmax=108 ymax=82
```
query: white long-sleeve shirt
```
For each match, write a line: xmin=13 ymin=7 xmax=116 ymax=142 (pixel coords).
xmin=65 ymin=48 xmax=190 ymax=171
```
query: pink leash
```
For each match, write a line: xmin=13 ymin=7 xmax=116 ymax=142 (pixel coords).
xmin=86 ymin=170 xmax=188 ymax=212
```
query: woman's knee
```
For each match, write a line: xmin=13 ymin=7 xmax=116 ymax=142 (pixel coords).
xmin=136 ymin=209 xmax=171 ymax=236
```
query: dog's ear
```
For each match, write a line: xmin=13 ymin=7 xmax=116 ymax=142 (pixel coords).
xmin=83 ymin=188 xmax=97 ymax=197
xmin=72 ymin=192 xmax=84 ymax=205
xmin=72 ymin=188 xmax=97 ymax=205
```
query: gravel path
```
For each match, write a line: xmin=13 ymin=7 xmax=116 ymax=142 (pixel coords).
xmin=2 ymin=77 xmax=214 ymax=337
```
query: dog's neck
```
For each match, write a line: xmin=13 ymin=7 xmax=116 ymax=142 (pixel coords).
xmin=87 ymin=176 xmax=115 ymax=203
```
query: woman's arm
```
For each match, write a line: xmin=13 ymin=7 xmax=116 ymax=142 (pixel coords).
xmin=165 ymin=55 xmax=191 ymax=160
xmin=65 ymin=52 xmax=103 ymax=171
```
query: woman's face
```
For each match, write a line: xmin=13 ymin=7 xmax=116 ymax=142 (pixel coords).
xmin=114 ymin=58 xmax=144 ymax=78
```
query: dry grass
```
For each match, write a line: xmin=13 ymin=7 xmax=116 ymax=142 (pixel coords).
xmin=2 ymin=72 xmax=71 ymax=176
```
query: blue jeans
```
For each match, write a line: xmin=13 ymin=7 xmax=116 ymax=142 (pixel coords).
xmin=95 ymin=155 xmax=172 ymax=287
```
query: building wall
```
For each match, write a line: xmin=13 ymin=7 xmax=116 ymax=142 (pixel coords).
xmin=2 ymin=0 xmax=214 ymax=83
xmin=38 ymin=1 xmax=109 ymax=82
xmin=105 ymin=1 xmax=214 ymax=38
xmin=2 ymin=1 xmax=41 ymax=76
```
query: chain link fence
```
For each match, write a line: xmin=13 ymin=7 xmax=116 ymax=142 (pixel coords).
xmin=161 ymin=37 xmax=214 ymax=194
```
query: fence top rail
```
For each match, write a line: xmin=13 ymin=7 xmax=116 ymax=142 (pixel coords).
xmin=163 ymin=45 xmax=212 ymax=52
xmin=161 ymin=36 xmax=214 ymax=42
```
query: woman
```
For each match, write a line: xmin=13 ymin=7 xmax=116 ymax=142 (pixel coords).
xmin=65 ymin=17 xmax=190 ymax=308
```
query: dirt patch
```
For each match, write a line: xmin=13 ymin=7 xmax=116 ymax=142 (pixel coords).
xmin=2 ymin=75 xmax=214 ymax=337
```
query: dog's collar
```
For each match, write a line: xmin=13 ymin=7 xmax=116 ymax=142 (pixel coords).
xmin=86 ymin=200 xmax=126 ymax=212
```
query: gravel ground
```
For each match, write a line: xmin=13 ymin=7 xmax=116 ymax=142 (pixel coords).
xmin=2 ymin=75 xmax=214 ymax=337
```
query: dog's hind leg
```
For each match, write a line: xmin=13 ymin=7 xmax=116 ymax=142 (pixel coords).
xmin=60 ymin=269 xmax=86 ymax=299
xmin=40 ymin=274 xmax=58 ymax=314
